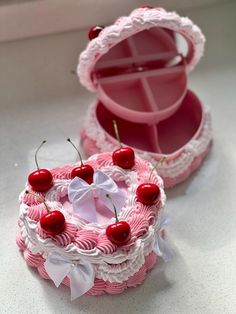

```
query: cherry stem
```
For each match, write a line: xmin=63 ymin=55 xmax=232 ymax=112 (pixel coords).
xmin=149 ymin=156 xmax=166 ymax=182
xmin=67 ymin=138 xmax=83 ymax=166
xmin=25 ymin=190 xmax=50 ymax=212
xmin=106 ymin=194 xmax=119 ymax=223
xmin=112 ymin=120 xmax=122 ymax=148
xmin=35 ymin=140 xmax=46 ymax=170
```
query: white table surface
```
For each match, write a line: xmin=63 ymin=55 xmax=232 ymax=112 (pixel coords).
xmin=0 ymin=2 xmax=236 ymax=313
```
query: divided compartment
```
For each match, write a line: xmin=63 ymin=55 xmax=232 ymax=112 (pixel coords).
xmin=96 ymin=102 xmax=162 ymax=153
xmin=97 ymin=65 xmax=187 ymax=123
xmin=96 ymin=90 xmax=203 ymax=155
xmin=93 ymin=27 xmax=188 ymax=154
xmin=157 ymin=91 xmax=203 ymax=154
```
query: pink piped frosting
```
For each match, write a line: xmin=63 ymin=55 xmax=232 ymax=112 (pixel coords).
xmin=37 ymin=264 xmax=50 ymax=279
xmin=16 ymin=234 xmax=26 ymax=251
xmin=73 ymin=229 xmax=98 ymax=250
xmin=18 ymin=247 xmax=158 ymax=296
xmin=17 ymin=151 xmax=166 ymax=296
xmin=133 ymin=158 xmax=150 ymax=177
xmin=23 ymin=249 xmax=45 ymax=267
xmin=83 ymin=159 xmax=99 ymax=171
xmin=86 ymin=279 xmax=106 ymax=296
xmin=37 ymin=222 xmax=77 ymax=247
xmin=96 ymin=233 xmax=117 ymax=254
xmin=20 ymin=153 xmax=163 ymax=255
xmin=22 ymin=190 xmax=45 ymax=206
xmin=132 ymin=202 xmax=157 ymax=225
xmin=145 ymin=252 xmax=157 ymax=271
xmin=127 ymin=214 xmax=150 ymax=238
xmin=51 ymin=165 xmax=74 ymax=180
xmin=127 ymin=263 xmax=146 ymax=287
xmin=95 ymin=152 xmax=113 ymax=168
xmin=27 ymin=204 xmax=48 ymax=221
xmin=105 ymin=281 xmax=127 ymax=294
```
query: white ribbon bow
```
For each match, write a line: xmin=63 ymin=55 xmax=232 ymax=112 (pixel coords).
xmin=153 ymin=214 xmax=173 ymax=262
xmin=44 ymin=253 xmax=95 ymax=300
xmin=68 ymin=170 xmax=126 ymax=223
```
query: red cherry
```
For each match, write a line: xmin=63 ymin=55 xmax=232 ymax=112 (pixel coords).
xmin=67 ymin=138 xmax=94 ymax=184
xmin=88 ymin=26 xmax=104 ymax=40
xmin=40 ymin=210 xmax=65 ymax=235
xmin=140 ymin=5 xmax=153 ymax=9
xmin=112 ymin=147 xmax=135 ymax=169
xmin=28 ymin=140 xmax=53 ymax=192
xmin=105 ymin=194 xmax=131 ymax=246
xmin=106 ymin=221 xmax=131 ymax=246
xmin=136 ymin=183 xmax=160 ymax=205
xmin=71 ymin=164 xmax=94 ymax=184
xmin=28 ymin=169 xmax=53 ymax=192
xmin=111 ymin=121 xmax=135 ymax=169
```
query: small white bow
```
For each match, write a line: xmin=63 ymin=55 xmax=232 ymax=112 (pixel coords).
xmin=68 ymin=170 xmax=126 ymax=222
xmin=153 ymin=214 xmax=173 ymax=262
xmin=44 ymin=253 xmax=95 ymax=300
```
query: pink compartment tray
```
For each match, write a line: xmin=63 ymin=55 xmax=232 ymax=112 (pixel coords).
xmin=78 ymin=7 xmax=212 ymax=188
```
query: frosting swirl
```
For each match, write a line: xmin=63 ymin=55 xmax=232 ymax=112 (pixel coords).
xmin=21 ymin=189 xmax=45 ymax=206
xmin=74 ymin=229 xmax=98 ymax=250
xmin=16 ymin=234 xmax=26 ymax=251
xmin=97 ymin=233 xmax=117 ymax=254
xmin=37 ymin=222 xmax=77 ymax=247
xmin=23 ymin=249 xmax=44 ymax=267
xmin=28 ymin=204 xmax=48 ymax=221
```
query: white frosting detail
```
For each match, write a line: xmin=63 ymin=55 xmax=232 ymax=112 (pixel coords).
xmin=19 ymin=201 xmax=63 ymax=254
xmin=78 ymin=8 xmax=205 ymax=92
xmin=18 ymin=157 xmax=166 ymax=283
xmin=81 ymin=101 xmax=212 ymax=179
xmin=45 ymin=180 xmax=70 ymax=202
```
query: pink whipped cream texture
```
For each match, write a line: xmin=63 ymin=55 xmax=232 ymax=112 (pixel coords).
xmin=16 ymin=234 xmax=158 ymax=295
xmin=17 ymin=152 xmax=165 ymax=297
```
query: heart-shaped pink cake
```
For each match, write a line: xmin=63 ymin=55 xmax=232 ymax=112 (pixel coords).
xmin=17 ymin=151 xmax=170 ymax=299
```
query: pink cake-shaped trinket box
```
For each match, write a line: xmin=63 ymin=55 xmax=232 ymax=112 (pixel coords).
xmin=78 ymin=7 xmax=212 ymax=188
xmin=17 ymin=148 xmax=171 ymax=299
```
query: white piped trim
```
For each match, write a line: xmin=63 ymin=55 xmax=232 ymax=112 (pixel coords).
xmin=18 ymin=157 xmax=166 ymax=283
xmin=78 ymin=8 xmax=205 ymax=92
xmin=81 ymin=100 xmax=212 ymax=179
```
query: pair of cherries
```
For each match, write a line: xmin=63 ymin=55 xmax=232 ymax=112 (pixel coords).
xmin=27 ymin=139 xmax=94 ymax=237
xmin=68 ymin=135 xmax=135 ymax=182
xmin=26 ymin=140 xmax=90 ymax=236
xmin=28 ymin=139 xmax=95 ymax=192
xmin=26 ymin=143 xmax=62 ymax=234
xmin=105 ymin=177 xmax=161 ymax=246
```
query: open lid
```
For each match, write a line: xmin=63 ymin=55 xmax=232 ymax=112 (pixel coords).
xmin=78 ymin=7 xmax=205 ymax=125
